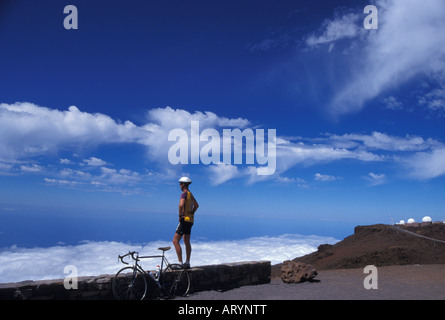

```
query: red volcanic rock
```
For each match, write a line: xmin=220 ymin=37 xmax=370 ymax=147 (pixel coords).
xmin=281 ymin=261 xmax=318 ymax=283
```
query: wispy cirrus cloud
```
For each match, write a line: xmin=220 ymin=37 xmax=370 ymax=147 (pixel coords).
xmin=42 ymin=156 xmax=162 ymax=195
xmin=305 ymin=11 xmax=361 ymax=49
xmin=403 ymin=147 xmax=445 ymax=180
xmin=274 ymin=131 xmax=445 ymax=183
xmin=326 ymin=131 xmax=439 ymax=152
xmin=274 ymin=136 xmax=383 ymax=175
xmin=304 ymin=0 xmax=445 ymax=116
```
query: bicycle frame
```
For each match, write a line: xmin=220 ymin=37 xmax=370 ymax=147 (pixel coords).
xmin=114 ymin=249 xmax=190 ymax=300
xmin=137 ymin=252 xmax=170 ymax=285
xmin=119 ymin=250 xmax=171 ymax=290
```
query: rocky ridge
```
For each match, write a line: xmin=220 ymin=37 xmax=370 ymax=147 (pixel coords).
xmin=272 ymin=223 xmax=445 ymax=278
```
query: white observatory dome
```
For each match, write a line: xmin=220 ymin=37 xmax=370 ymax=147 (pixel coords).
xmin=399 ymin=220 xmax=405 ymax=225
xmin=407 ymin=218 xmax=415 ymax=224
xmin=422 ymin=216 xmax=432 ymax=223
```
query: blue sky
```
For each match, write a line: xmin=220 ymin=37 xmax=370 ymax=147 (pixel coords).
xmin=1 ymin=0 xmax=445 ymax=248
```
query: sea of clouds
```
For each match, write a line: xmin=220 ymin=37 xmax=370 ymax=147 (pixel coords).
xmin=0 ymin=234 xmax=338 ymax=283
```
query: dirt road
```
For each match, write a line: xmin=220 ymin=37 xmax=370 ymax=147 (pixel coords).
xmin=178 ymin=264 xmax=445 ymax=300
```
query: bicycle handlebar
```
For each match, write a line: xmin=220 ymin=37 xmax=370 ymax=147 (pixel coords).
xmin=118 ymin=251 xmax=139 ymax=265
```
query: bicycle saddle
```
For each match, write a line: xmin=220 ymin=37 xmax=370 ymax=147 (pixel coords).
xmin=158 ymin=246 xmax=171 ymax=251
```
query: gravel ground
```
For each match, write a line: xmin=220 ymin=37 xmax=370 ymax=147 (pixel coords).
xmin=178 ymin=264 xmax=445 ymax=300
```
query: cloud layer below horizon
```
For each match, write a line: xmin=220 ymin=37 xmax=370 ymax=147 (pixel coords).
xmin=0 ymin=234 xmax=339 ymax=283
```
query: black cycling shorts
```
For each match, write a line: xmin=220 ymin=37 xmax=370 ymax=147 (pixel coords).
xmin=175 ymin=221 xmax=193 ymax=235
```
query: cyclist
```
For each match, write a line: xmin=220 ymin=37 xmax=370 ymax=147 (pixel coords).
xmin=173 ymin=176 xmax=199 ymax=269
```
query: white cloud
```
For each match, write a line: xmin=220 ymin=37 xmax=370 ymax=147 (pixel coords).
xmin=207 ymin=163 xmax=240 ymax=186
xmin=59 ymin=158 xmax=72 ymax=165
xmin=305 ymin=0 xmax=445 ymax=115
xmin=44 ymin=178 xmax=82 ymax=187
xmin=2 ymin=102 xmax=444 ymax=185
xmin=275 ymin=176 xmax=306 ymax=184
xmin=83 ymin=157 xmax=107 ymax=166
xmin=305 ymin=12 xmax=361 ymax=48
xmin=419 ymin=87 xmax=445 ymax=111
xmin=273 ymin=176 xmax=308 ymax=189
xmin=0 ymin=234 xmax=339 ymax=283
xmin=272 ymin=131 xmax=445 ymax=182
xmin=327 ymin=132 xmax=437 ymax=152
xmin=0 ymin=102 xmax=251 ymax=185
xmin=0 ymin=162 xmax=13 ymax=172
xmin=20 ymin=164 xmax=44 ymax=173
xmin=365 ymin=172 xmax=387 ymax=186
xmin=403 ymin=147 xmax=445 ymax=180
xmin=43 ymin=164 xmax=153 ymax=195
xmin=147 ymin=107 xmax=250 ymax=131
xmin=60 ymin=168 xmax=91 ymax=179
xmin=314 ymin=173 xmax=337 ymax=182
xmin=276 ymin=140 xmax=383 ymax=174
xmin=382 ymin=96 xmax=403 ymax=110
xmin=141 ymin=107 xmax=251 ymax=164
xmin=0 ymin=102 xmax=147 ymax=160
xmin=97 ymin=167 xmax=141 ymax=185
xmin=238 ymin=139 xmax=383 ymax=185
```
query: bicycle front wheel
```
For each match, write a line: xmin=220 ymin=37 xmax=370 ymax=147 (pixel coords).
xmin=164 ymin=264 xmax=191 ymax=298
xmin=112 ymin=266 xmax=148 ymax=300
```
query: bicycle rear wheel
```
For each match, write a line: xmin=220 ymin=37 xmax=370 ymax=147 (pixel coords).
xmin=164 ymin=264 xmax=191 ymax=298
xmin=112 ymin=266 xmax=148 ymax=300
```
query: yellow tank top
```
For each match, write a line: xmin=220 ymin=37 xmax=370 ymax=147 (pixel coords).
xmin=182 ymin=191 xmax=195 ymax=223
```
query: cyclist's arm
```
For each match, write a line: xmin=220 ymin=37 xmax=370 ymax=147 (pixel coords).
xmin=178 ymin=197 xmax=185 ymax=218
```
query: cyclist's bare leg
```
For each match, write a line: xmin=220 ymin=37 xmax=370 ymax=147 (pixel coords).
xmin=173 ymin=233 xmax=183 ymax=263
xmin=183 ymin=234 xmax=191 ymax=264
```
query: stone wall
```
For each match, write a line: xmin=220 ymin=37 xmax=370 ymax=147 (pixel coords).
xmin=0 ymin=261 xmax=270 ymax=300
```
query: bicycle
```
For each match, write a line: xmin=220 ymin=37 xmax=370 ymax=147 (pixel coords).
xmin=112 ymin=246 xmax=191 ymax=300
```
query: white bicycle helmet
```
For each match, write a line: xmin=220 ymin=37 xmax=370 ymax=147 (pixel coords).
xmin=178 ymin=176 xmax=192 ymax=184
